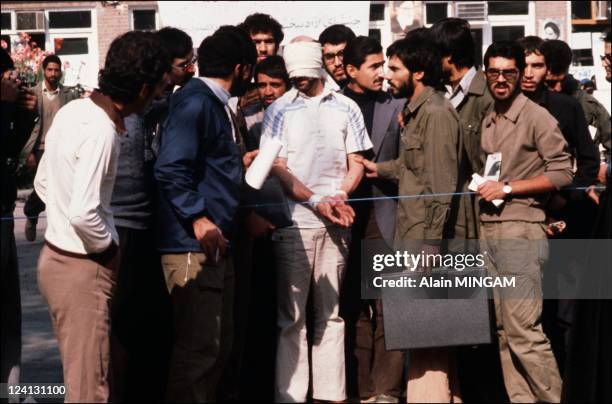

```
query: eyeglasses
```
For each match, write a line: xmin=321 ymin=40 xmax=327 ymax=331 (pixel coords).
xmin=173 ymin=55 xmax=197 ymax=71
xmin=485 ymin=68 xmax=520 ymax=81
xmin=323 ymin=50 xmax=344 ymax=63
xmin=601 ymin=53 xmax=612 ymax=62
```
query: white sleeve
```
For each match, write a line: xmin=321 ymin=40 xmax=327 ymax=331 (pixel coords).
xmin=33 ymin=152 xmax=48 ymax=204
xmin=67 ymin=124 xmax=116 ymax=253
xmin=260 ymin=103 xmax=289 ymax=158
xmin=345 ymin=100 xmax=373 ymax=154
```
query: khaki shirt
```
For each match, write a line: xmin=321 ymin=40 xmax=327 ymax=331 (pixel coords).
xmin=573 ymin=88 xmax=611 ymax=156
xmin=480 ymin=93 xmax=573 ymax=223
xmin=377 ymin=86 xmax=460 ymax=243
xmin=454 ymin=70 xmax=494 ymax=239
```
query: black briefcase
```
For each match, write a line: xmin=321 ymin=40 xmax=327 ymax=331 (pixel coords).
xmin=381 ymin=268 xmax=493 ymax=350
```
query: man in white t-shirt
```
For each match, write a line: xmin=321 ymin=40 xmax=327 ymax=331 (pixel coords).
xmin=260 ymin=38 xmax=372 ymax=403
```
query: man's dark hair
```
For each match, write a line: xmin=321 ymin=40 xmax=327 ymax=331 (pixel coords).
xmin=540 ymin=39 xmax=573 ymax=74
xmin=483 ymin=41 xmax=526 ymax=72
xmin=430 ymin=18 xmax=475 ymax=69
xmin=343 ymin=36 xmax=382 ymax=70
xmin=98 ymin=31 xmax=171 ymax=103
xmin=404 ymin=27 xmax=432 ymax=43
xmin=254 ymin=55 xmax=290 ymax=88
xmin=157 ymin=27 xmax=193 ymax=60
xmin=318 ymin=24 xmax=356 ymax=45
xmin=386 ymin=37 xmax=443 ymax=88
xmin=42 ymin=54 xmax=62 ymax=70
xmin=517 ymin=36 xmax=545 ymax=57
xmin=544 ymin=22 xmax=561 ymax=38
xmin=238 ymin=13 xmax=284 ymax=46
xmin=0 ymin=48 xmax=14 ymax=75
xmin=604 ymin=27 xmax=611 ymax=43
xmin=198 ymin=25 xmax=257 ymax=78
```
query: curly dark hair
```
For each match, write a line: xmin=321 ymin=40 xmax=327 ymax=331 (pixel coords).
xmin=540 ymin=39 xmax=573 ymax=74
xmin=238 ymin=13 xmax=284 ymax=46
xmin=98 ymin=31 xmax=171 ymax=103
xmin=198 ymin=26 xmax=257 ymax=78
xmin=42 ymin=54 xmax=62 ymax=69
xmin=387 ymin=34 xmax=443 ymax=89
xmin=318 ymin=24 xmax=356 ymax=46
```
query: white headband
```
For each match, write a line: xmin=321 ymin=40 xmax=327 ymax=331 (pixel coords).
xmin=283 ymin=41 xmax=324 ymax=79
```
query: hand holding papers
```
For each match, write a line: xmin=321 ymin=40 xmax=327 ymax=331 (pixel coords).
xmin=245 ymin=138 xmax=283 ymax=190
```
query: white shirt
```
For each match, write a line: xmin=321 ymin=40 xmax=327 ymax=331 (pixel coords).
xmin=260 ymin=84 xmax=373 ymax=228
xmin=43 ymin=84 xmax=60 ymax=101
xmin=445 ymin=66 xmax=477 ymax=109
xmin=34 ymin=98 xmax=121 ymax=254
xmin=198 ymin=76 xmax=236 ymax=141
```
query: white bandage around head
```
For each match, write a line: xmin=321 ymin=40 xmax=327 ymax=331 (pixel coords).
xmin=283 ymin=41 xmax=324 ymax=79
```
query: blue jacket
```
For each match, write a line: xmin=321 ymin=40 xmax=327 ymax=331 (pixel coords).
xmin=155 ymin=78 xmax=242 ymax=253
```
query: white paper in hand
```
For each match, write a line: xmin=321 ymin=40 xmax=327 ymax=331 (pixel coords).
xmin=245 ymin=137 xmax=283 ymax=190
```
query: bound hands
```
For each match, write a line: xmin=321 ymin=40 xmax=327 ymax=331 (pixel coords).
xmin=313 ymin=192 xmax=355 ymax=227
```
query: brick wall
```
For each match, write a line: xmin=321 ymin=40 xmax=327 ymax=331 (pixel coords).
xmin=534 ymin=1 xmax=569 ymax=39
xmin=1 ymin=1 xmax=157 ymax=72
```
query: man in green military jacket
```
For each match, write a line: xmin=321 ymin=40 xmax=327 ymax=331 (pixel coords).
xmin=359 ymin=35 xmax=463 ymax=404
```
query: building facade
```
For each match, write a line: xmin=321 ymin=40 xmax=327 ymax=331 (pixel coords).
xmin=1 ymin=0 xmax=610 ymax=100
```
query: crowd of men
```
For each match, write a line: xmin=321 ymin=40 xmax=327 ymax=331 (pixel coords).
xmin=1 ymin=11 xmax=611 ymax=404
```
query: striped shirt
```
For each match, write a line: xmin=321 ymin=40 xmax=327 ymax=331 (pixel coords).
xmin=260 ymin=84 xmax=372 ymax=228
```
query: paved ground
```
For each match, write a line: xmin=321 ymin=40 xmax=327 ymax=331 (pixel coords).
xmin=14 ymin=194 xmax=63 ymax=390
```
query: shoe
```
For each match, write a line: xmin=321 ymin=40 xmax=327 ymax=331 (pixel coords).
xmin=375 ymin=394 xmax=399 ymax=403
xmin=25 ymin=219 xmax=37 ymax=241
xmin=361 ymin=396 xmax=377 ymax=403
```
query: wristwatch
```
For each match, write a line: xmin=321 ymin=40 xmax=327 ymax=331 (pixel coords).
xmin=502 ymin=181 xmax=513 ymax=197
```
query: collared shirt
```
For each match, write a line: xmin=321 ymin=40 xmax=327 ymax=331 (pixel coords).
xmin=34 ymin=91 xmax=124 ymax=254
xmin=480 ymin=93 xmax=573 ymax=223
xmin=42 ymin=84 xmax=60 ymax=101
xmin=198 ymin=76 xmax=236 ymax=141
xmin=445 ymin=66 xmax=477 ymax=109
xmin=260 ymin=84 xmax=372 ymax=228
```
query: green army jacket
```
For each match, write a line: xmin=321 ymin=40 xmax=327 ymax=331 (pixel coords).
xmin=573 ymin=87 xmax=611 ymax=156
xmin=377 ymin=86 xmax=461 ymax=244
xmin=454 ymin=70 xmax=494 ymax=239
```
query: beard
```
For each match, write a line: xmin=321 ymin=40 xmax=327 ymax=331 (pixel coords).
xmin=391 ymin=72 xmax=414 ymax=99
xmin=230 ymin=67 xmax=252 ymax=97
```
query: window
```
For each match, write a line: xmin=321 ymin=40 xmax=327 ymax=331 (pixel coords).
xmin=132 ymin=9 xmax=157 ymax=31
xmin=54 ymin=37 xmax=88 ymax=55
xmin=27 ymin=33 xmax=46 ymax=50
xmin=571 ymin=1 xmax=592 ymax=19
xmin=16 ymin=11 xmax=44 ymax=31
xmin=1 ymin=13 xmax=11 ymax=30
xmin=369 ymin=29 xmax=382 ymax=42
xmin=488 ymin=1 xmax=529 ymax=15
xmin=369 ymin=3 xmax=385 ymax=21
xmin=471 ymin=28 xmax=483 ymax=68
xmin=492 ymin=26 xmax=524 ymax=42
xmin=49 ymin=11 xmax=91 ymax=29
xmin=425 ymin=3 xmax=448 ymax=24
xmin=572 ymin=49 xmax=594 ymax=66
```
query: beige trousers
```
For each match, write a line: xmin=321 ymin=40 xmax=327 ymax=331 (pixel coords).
xmin=37 ymin=243 xmax=117 ymax=403
xmin=273 ymin=226 xmax=350 ymax=402
xmin=161 ymin=252 xmax=234 ymax=403
xmin=480 ymin=221 xmax=562 ymax=403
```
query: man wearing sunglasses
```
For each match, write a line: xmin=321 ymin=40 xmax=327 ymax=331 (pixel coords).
xmin=477 ymin=41 xmax=573 ymax=404
xmin=318 ymin=24 xmax=356 ymax=89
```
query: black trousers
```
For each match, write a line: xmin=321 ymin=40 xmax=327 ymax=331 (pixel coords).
xmin=24 ymin=150 xmax=45 ymax=223
xmin=110 ymin=226 xmax=172 ymax=402
xmin=0 ymin=205 xmax=21 ymax=391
